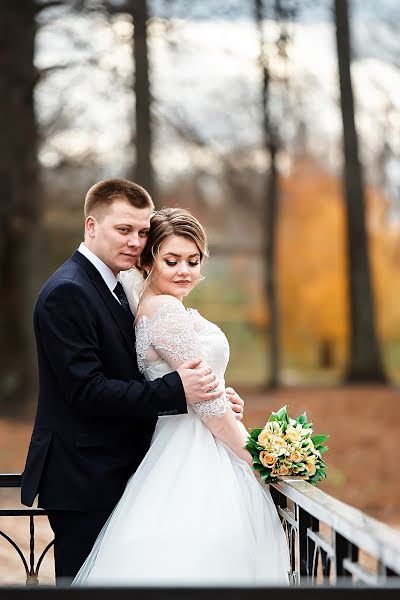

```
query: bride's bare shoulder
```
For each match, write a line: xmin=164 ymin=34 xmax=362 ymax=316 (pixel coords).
xmin=137 ymin=295 xmax=185 ymax=320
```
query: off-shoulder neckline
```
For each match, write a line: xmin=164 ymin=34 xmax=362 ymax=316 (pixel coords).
xmin=135 ymin=304 xmax=199 ymax=327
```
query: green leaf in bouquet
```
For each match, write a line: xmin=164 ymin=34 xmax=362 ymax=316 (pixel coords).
xmin=293 ymin=463 xmax=306 ymax=470
xmin=275 ymin=405 xmax=288 ymax=420
xmin=296 ymin=412 xmax=308 ymax=425
xmin=311 ymin=435 xmax=329 ymax=446
xmin=246 ymin=437 xmax=258 ymax=448
xmin=246 ymin=439 xmax=263 ymax=453
xmin=253 ymin=463 xmax=265 ymax=471
xmin=249 ymin=428 xmax=263 ymax=440
xmin=268 ymin=413 xmax=279 ymax=423
xmin=318 ymin=446 xmax=329 ymax=454
xmin=268 ymin=405 xmax=289 ymax=425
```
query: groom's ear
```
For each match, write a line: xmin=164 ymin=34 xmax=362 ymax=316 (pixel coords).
xmin=85 ymin=215 xmax=97 ymax=238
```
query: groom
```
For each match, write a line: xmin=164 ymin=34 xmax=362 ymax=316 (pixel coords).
xmin=21 ymin=179 xmax=241 ymax=582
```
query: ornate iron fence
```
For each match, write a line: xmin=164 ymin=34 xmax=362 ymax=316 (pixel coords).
xmin=0 ymin=474 xmax=53 ymax=585
xmin=1 ymin=474 xmax=400 ymax=586
xmin=270 ymin=479 xmax=400 ymax=585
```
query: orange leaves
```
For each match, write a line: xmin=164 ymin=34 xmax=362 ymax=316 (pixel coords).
xmin=277 ymin=158 xmax=400 ymax=361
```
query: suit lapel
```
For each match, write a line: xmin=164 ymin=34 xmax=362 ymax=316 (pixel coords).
xmin=71 ymin=251 xmax=136 ymax=358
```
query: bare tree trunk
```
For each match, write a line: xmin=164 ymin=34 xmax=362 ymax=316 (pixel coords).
xmin=334 ymin=0 xmax=386 ymax=382
xmin=0 ymin=0 xmax=43 ymax=413
xmin=128 ymin=0 xmax=155 ymax=200
xmin=255 ymin=0 xmax=280 ymax=388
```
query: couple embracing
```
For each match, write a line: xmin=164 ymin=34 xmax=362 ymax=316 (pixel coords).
xmin=21 ymin=179 xmax=289 ymax=585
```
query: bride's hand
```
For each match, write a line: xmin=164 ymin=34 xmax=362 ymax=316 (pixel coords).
xmin=225 ymin=387 xmax=244 ymax=421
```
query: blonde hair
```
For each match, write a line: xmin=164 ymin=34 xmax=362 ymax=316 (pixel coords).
xmin=139 ymin=207 xmax=208 ymax=277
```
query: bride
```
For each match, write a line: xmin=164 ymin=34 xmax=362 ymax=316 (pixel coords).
xmin=73 ymin=208 xmax=289 ymax=586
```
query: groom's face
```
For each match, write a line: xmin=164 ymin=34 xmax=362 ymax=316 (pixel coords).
xmin=85 ymin=199 xmax=151 ymax=275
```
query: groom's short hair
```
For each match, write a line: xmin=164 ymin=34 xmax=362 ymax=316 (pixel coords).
xmin=84 ymin=179 xmax=154 ymax=219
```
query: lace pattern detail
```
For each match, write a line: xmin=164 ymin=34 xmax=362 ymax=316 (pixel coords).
xmin=193 ymin=393 xmax=228 ymax=420
xmin=135 ymin=316 xmax=152 ymax=373
xmin=152 ymin=303 xmax=202 ymax=364
xmin=135 ymin=301 xmax=228 ymax=420
xmin=135 ymin=302 xmax=202 ymax=374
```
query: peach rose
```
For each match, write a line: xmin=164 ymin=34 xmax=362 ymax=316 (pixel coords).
xmin=272 ymin=463 xmax=290 ymax=477
xmin=258 ymin=430 xmax=271 ymax=448
xmin=289 ymin=450 xmax=302 ymax=463
xmin=305 ymin=461 xmax=317 ymax=476
xmin=259 ymin=451 xmax=276 ymax=468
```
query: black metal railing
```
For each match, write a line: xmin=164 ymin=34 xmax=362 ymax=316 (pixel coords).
xmin=1 ymin=474 xmax=400 ymax=587
xmin=270 ymin=479 xmax=400 ymax=585
xmin=0 ymin=474 xmax=54 ymax=585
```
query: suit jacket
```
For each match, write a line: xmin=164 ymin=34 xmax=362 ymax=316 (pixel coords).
xmin=21 ymin=251 xmax=187 ymax=511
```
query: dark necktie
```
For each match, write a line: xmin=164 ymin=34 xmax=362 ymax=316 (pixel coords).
xmin=114 ymin=282 xmax=134 ymax=320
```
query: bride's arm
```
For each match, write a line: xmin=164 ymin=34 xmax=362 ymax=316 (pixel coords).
xmin=143 ymin=296 xmax=252 ymax=467
xmin=194 ymin=393 xmax=252 ymax=466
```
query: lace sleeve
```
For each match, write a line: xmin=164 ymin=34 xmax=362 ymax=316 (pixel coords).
xmin=148 ymin=300 xmax=228 ymax=420
xmin=151 ymin=302 xmax=202 ymax=366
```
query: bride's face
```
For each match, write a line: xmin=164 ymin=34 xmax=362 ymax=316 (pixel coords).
xmin=148 ymin=235 xmax=201 ymax=301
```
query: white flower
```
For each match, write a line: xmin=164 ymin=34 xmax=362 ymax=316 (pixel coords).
xmin=264 ymin=421 xmax=283 ymax=435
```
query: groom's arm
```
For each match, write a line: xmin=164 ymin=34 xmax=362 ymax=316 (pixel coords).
xmin=36 ymin=281 xmax=187 ymax=420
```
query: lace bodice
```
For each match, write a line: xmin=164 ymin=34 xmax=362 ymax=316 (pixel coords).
xmin=135 ymin=301 xmax=230 ymax=420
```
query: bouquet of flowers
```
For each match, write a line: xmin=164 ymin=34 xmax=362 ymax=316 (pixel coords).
xmin=246 ymin=405 xmax=328 ymax=485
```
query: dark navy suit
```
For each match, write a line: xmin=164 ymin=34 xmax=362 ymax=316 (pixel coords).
xmin=21 ymin=251 xmax=187 ymax=579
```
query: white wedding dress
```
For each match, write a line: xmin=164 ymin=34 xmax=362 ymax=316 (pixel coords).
xmin=73 ymin=298 xmax=289 ymax=586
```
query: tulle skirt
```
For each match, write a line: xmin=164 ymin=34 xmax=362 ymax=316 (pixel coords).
xmin=73 ymin=410 xmax=290 ymax=586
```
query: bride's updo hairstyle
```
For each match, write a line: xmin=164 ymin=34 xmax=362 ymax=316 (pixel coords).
xmin=138 ymin=207 xmax=209 ymax=280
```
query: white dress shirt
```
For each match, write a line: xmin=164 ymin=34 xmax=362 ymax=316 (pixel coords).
xmin=78 ymin=242 xmax=121 ymax=303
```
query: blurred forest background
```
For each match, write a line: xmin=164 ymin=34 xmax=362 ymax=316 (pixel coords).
xmin=1 ymin=0 xmax=400 ymax=533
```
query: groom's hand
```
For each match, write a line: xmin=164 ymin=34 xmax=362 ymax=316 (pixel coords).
xmin=225 ymin=387 xmax=244 ymax=421
xmin=177 ymin=359 xmax=221 ymax=405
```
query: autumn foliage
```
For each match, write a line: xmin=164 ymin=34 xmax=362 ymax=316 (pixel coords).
xmin=277 ymin=158 xmax=400 ymax=376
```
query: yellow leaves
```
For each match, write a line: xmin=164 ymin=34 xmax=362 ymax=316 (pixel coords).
xmin=276 ymin=158 xmax=400 ymax=360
